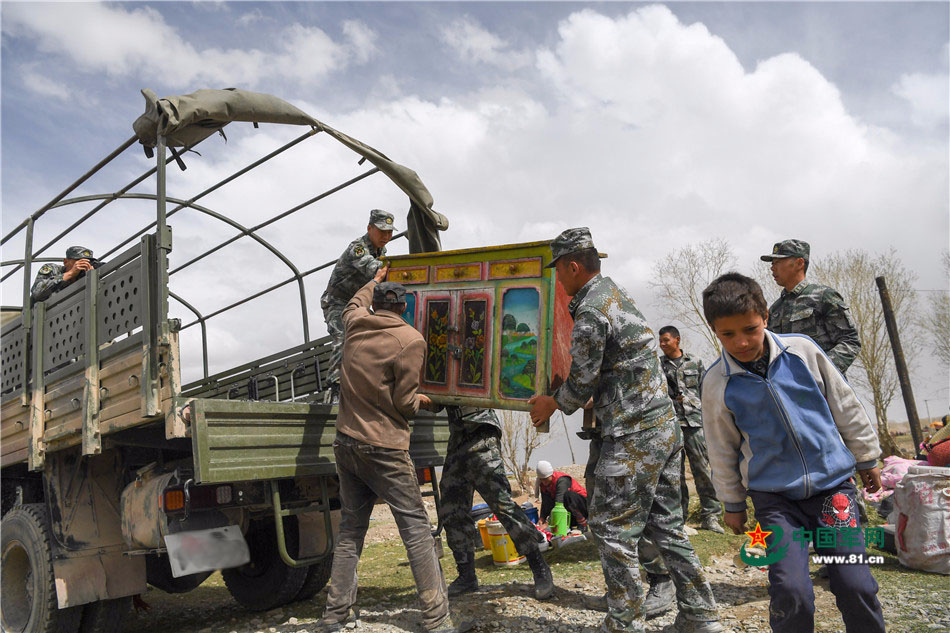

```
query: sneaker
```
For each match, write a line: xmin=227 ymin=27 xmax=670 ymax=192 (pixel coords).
xmin=674 ymin=613 xmax=724 ymax=633
xmin=643 ymin=574 xmax=675 ymax=619
xmin=700 ymin=516 xmax=725 ymax=534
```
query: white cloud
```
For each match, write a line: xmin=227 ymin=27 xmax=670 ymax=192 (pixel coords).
xmin=21 ymin=68 xmax=72 ymax=102
xmin=893 ymin=71 xmax=950 ymax=129
xmin=2 ymin=3 xmax=376 ymax=88
xmin=439 ymin=16 xmax=533 ymax=70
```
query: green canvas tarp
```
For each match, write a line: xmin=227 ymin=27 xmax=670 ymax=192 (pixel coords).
xmin=133 ymin=88 xmax=446 ymax=253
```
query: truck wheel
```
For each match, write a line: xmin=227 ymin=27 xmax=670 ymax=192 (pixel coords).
xmin=292 ymin=554 xmax=334 ymax=601
xmin=78 ymin=598 xmax=131 ymax=633
xmin=222 ymin=521 xmax=307 ymax=611
xmin=145 ymin=554 xmax=212 ymax=594
xmin=1 ymin=504 xmax=82 ymax=633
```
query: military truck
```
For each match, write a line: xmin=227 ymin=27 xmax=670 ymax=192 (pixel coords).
xmin=0 ymin=89 xmax=451 ymax=633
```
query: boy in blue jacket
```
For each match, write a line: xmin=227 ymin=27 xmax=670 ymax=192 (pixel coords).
xmin=700 ymin=272 xmax=885 ymax=633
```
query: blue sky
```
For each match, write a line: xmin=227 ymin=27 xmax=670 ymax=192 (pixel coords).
xmin=2 ymin=2 xmax=948 ymax=465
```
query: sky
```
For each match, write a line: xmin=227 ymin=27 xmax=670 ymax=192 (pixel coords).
xmin=1 ymin=1 xmax=948 ymax=467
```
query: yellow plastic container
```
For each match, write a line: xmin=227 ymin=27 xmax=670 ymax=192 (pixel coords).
xmin=487 ymin=520 xmax=525 ymax=566
xmin=477 ymin=519 xmax=492 ymax=551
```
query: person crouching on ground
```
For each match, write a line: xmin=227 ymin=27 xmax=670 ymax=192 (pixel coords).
xmin=535 ymin=460 xmax=588 ymax=532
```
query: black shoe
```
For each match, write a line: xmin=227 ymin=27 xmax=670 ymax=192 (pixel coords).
xmin=674 ymin=613 xmax=724 ymax=633
xmin=447 ymin=551 xmax=479 ymax=597
xmin=644 ymin=573 xmax=675 ymax=619
xmin=316 ymin=608 xmax=360 ymax=632
xmin=525 ymin=550 xmax=554 ymax=600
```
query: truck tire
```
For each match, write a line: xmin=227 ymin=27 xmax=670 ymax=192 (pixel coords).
xmin=292 ymin=554 xmax=334 ymax=601
xmin=222 ymin=521 xmax=307 ymax=611
xmin=1 ymin=504 xmax=82 ymax=633
xmin=145 ymin=554 xmax=212 ymax=594
xmin=78 ymin=598 xmax=131 ymax=633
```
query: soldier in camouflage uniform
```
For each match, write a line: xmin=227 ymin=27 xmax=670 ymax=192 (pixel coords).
xmin=658 ymin=326 xmax=722 ymax=533
xmin=581 ymin=428 xmax=676 ymax=620
xmin=321 ymin=210 xmax=396 ymax=401
xmin=30 ymin=245 xmax=99 ymax=303
xmin=530 ymin=228 xmax=721 ymax=633
xmin=761 ymin=239 xmax=866 ymax=529
xmin=437 ymin=406 xmax=553 ymax=599
xmin=761 ymin=239 xmax=861 ymax=374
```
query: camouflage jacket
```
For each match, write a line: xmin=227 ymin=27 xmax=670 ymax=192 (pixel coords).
xmin=660 ymin=352 xmax=705 ymax=428
xmin=30 ymin=263 xmax=70 ymax=303
xmin=553 ymin=274 xmax=674 ymax=439
xmin=768 ymin=280 xmax=861 ymax=374
xmin=446 ymin=406 xmax=502 ymax=437
xmin=321 ymin=234 xmax=386 ymax=308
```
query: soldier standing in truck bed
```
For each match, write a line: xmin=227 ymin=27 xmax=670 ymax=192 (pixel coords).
xmin=321 ymin=209 xmax=395 ymax=402
xmin=30 ymin=245 xmax=100 ymax=303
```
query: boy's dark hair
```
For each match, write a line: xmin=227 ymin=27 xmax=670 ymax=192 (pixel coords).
xmin=702 ymin=272 xmax=769 ymax=326
xmin=561 ymin=247 xmax=601 ymax=272
xmin=658 ymin=325 xmax=680 ymax=339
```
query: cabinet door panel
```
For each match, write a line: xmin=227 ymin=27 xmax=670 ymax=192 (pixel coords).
xmin=497 ymin=287 xmax=540 ymax=400
xmin=458 ymin=295 xmax=491 ymax=393
xmin=422 ymin=296 xmax=452 ymax=388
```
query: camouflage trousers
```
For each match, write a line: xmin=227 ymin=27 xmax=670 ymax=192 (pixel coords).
xmin=322 ymin=301 xmax=345 ymax=392
xmin=680 ymin=426 xmax=721 ymax=521
xmin=440 ymin=427 xmax=541 ymax=558
xmin=585 ymin=436 xmax=668 ymax=579
xmin=590 ymin=420 xmax=718 ymax=632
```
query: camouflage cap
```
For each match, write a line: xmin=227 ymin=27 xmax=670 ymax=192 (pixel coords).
xmin=373 ymin=281 xmax=407 ymax=305
xmin=65 ymin=246 xmax=94 ymax=260
xmin=760 ymin=239 xmax=810 ymax=262
xmin=369 ymin=209 xmax=397 ymax=231
xmin=546 ymin=227 xmax=607 ymax=268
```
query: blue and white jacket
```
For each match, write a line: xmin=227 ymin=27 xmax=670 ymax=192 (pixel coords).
xmin=701 ymin=330 xmax=880 ymax=512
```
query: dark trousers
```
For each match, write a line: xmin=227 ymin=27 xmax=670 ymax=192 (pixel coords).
xmin=324 ymin=433 xmax=449 ymax=630
xmin=541 ymin=490 xmax=588 ymax=528
xmin=749 ymin=482 xmax=885 ymax=633
xmin=440 ymin=427 xmax=540 ymax=557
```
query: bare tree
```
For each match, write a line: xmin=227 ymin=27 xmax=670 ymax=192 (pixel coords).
xmin=919 ymin=252 xmax=950 ymax=367
xmin=811 ymin=249 xmax=919 ymax=457
xmin=651 ymin=238 xmax=736 ymax=353
xmin=752 ymin=260 xmax=781 ymax=307
xmin=498 ymin=409 xmax=556 ymax=495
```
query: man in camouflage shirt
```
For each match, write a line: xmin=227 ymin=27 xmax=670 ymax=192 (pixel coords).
xmin=657 ymin=326 xmax=722 ymax=533
xmin=321 ymin=209 xmax=396 ymax=401
xmin=437 ymin=406 xmax=553 ymax=599
xmin=761 ymin=239 xmax=861 ymax=374
xmin=30 ymin=246 xmax=99 ymax=303
xmin=530 ymin=228 xmax=721 ymax=633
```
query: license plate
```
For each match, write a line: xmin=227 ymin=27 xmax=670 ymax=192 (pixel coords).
xmin=164 ymin=525 xmax=250 ymax=577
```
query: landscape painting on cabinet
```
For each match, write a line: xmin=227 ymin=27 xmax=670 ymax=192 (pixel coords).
xmin=500 ymin=287 xmax=539 ymax=398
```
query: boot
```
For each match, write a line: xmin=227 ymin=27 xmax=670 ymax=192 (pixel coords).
xmin=447 ymin=551 xmax=479 ymax=597
xmin=428 ymin=615 xmax=475 ymax=633
xmin=700 ymin=515 xmax=725 ymax=534
xmin=643 ymin=573 xmax=675 ymax=619
xmin=674 ymin=613 xmax=724 ymax=633
xmin=526 ymin=550 xmax=555 ymax=600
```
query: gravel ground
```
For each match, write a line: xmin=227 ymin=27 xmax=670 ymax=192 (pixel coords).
xmin=123 ymin=464 xmax=948 ymax=633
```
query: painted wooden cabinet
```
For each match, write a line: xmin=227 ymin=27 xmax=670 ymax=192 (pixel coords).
xmin=386 ymin=241 xmax=573 ymax=411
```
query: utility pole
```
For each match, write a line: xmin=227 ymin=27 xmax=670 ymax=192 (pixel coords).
xmin=876 ymin=276 xmax=924 ymax=457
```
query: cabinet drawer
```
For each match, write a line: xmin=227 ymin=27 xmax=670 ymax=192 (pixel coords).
xmin=488 ymin=257 xmax=542 ymax=280
xmin=389 ymin=266 xmax=429 ymax=285
xmin=433 ymin=263 xmax=483 ymax=283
